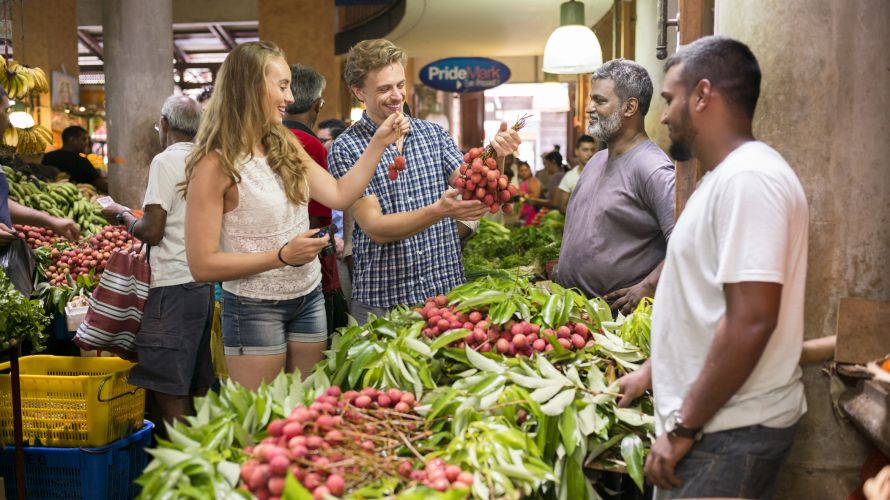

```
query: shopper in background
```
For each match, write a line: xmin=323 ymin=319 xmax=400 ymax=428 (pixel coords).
xmin=196 ymin=85 xmax=214 ymax=109
xmin=100 ymin=95 xmax=211 ymax=427
xmin=282 ymin=64 xmax=347 ymax=337
xmin=182 ymin=41 xmax=407 ymax=390
xmin=529 ymin=150 xmax=565 ymax=211
xmin=534 ymin=145 xmax=559 ymax=197
xmin=556 ymin=134 xmax=597 ymax=214
xmin=328 ymin=38 xmax=520 ymax=324
xmin=318 ymin=118 xmax=347 ymax=151
xmin=557 ymin=59 xmax=675 ymax=314
xmin=41 ymin=125 xmax=108 ymax=192
xmin=0 ymin=89 xmax=80 ymax=244
xmin=619 ymin=36 xmax=807 ymax=499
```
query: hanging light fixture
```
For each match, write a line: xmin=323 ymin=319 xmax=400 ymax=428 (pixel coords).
xmin=542 ymin=0 xmax=603 ymax=74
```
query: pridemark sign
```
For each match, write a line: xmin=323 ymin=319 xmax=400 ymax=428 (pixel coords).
xmin=420 ymin=57 xmax=511 ymax=93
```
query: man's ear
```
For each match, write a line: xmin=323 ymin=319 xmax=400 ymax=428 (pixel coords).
xmin=623 ymin=97 xmax=640 ymax=117
xmin=351 ymin=85 xmax=365 ymax=103
xmin=693 ymin=79 xmax=712 ymax=112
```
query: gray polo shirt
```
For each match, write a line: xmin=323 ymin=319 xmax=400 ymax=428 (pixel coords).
xmin=557 ymin=140 xmax=675 ymax=298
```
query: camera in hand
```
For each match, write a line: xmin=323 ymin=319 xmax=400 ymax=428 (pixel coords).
xmin=313 ymin=224 xmax=338 ymax=257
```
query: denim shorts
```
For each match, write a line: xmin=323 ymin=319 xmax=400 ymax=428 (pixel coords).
xmin=656 ymin=422 xmax=799 ymax=500
xmin=221 ymin=287 xmax=327 ymax=356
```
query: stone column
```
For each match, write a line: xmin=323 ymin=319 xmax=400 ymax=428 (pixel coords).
xmin=10 ymin=0 xmax=79 ymax=138
xmin=102 ymin=0 xmax=172 ymax=207
xmin=716 ymin=1 xmax=889 ymax=497
xmin=258 ymin=0 xmax=341 ymax=123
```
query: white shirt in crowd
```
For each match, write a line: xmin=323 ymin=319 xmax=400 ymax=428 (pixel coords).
xmin=558 ymin=164 xmax=583 ymax=194
xmin=651 ymin=141 xmax=809 ymax=434
xmin=141 ymin=142 xmax=195 ymax=288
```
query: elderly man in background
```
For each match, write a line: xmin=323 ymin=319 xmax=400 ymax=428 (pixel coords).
xmin=101 ymin=95 xmax=212 ymax=428
xmin=557 ymin=59 xmax=675 ymax=315
xmin=283 ymin=64 xmax=347 ymax=335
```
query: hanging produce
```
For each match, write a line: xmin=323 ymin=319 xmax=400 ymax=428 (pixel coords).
xmin=0 ymin=58 xmax=49 ymax=99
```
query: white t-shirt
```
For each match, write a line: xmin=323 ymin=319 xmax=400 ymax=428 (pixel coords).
xmin=651 ymin=141 xmax=808 ymax=434
xmin=558 ymin=165 xmax=582 ymax=193
xmin=142 ymin=142 xmax=195 ymax=288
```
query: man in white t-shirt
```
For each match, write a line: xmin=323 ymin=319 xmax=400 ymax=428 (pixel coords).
xmin=101 ymin=95 xmax=214 ymax=429
xmin=617 ymin=37 xmax=808 ymax=499
xmin=555 ymin=134 xmax=597 ymax=214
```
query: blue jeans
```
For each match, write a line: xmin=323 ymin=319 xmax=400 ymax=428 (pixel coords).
xmin=656 ymin=423 xmax=799 ymax=500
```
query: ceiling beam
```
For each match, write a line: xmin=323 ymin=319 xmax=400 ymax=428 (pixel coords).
xmin=173 ymin=41 xmax=192 ymax=64
xmin=77 ymin=29 xmax=104 ymax=59
xmin=209 ymin=24 xmax=237 ymax=50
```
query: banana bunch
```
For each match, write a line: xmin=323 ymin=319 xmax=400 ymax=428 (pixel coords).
xmin=3 ymin=165 xmax=107 ymax=235
xmin=76 ymin=182 xmax=98 ymax=202
xmin=6 ymin=125 xmax=53 ymax=155
xmin=0 ymin=59 xmax=48 ymax=99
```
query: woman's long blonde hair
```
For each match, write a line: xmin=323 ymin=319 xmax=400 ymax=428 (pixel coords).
xmin=182 ymin=41 xmax=309 ymax=206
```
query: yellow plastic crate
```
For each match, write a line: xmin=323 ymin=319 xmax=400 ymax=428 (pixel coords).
xmin=0 ymin=356 xmax=145 ymax=447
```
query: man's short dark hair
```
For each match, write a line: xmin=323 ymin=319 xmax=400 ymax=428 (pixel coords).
xmin=61 ymin=126 xmax=87 ymax=144
xmin=576 ymin=135 xmax=595 ymax=148
xmin=591 ymin=59 xmax=654 ymax=117
xmin=543 ymin=150 xmax=563 ymax=167
xmin=287 ymin=64 xmax=326 ymax=115
xmin=664 ymin=36 xmax=761 ymax=118
xmin=318 ymin=118 xmax=347 ymax=140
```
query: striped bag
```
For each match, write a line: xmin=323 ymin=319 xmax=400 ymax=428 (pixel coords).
xmin=73 ymin=247 xmax=150 ymax=360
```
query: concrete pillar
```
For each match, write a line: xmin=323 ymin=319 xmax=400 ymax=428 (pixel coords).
xmin=102 ymin=0 xmax=172 ymax=207
xmin=11 ymin=0 xmax=79 ymax=135
xmin=258 ymin=0 xmax=341 ymax=123
xmin=715 ymin=0 xmax=890 ymax=497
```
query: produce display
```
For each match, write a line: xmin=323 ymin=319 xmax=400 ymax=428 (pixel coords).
xmin=0 ymin=58 xmax=49 ymax=99
xmin=3 ymin=124 xmax=54 ymax=156
xmin=462 ymin=213 xmax=564 ymax=279
xmin=3 ymin=165 xmax=109 ymax=235
xmin=139 ymin=276 xmax=654 ymax=499
xmin=0 ymin=270 xmax=51 ymax=352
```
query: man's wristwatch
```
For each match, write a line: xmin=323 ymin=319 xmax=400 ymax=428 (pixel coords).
xmin=665 ymin=410 xmax=704 ymax=441
xmin=115 ymin=210 xmax=131 ymax=225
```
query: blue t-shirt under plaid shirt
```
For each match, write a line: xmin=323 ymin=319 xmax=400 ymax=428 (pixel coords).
xmin=328 ymin=112 xmax=466 ymax=308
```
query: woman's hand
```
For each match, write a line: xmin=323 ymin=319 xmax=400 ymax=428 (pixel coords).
xmin=370 ymin=112 xmax=410 ymax=147
xmin=279 ymin=229 xmax=330 ymax=266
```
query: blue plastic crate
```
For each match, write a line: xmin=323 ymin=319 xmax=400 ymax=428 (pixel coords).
xmin=0 ymin=420 xmax=153 ymax=499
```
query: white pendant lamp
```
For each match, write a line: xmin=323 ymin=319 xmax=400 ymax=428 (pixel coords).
xmin=542 ymin=0 xmax=604 ymax=74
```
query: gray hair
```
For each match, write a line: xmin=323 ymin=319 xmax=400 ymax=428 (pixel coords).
xmin=591 ymin=58 xmax=654 ymax=117
xmin=161 ymin=95 xmax=202 ymax=136
xmin=287 ymin=64 xmax=326 ymax=114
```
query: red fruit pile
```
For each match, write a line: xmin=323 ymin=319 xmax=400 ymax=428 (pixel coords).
xmin=23 ymin=224 xmax=140 ymax=286
xmin=387 ymin=155 xmax=406 ymax=181
xmin=13 ymin=224 xmax=66 ymax=248
xmin=240 ymin=386 xmax=470 ymax=500
xmin=398 ymin=457 xmax=475 ymax=492
xmin=416 ymin=295 xmax=594 ymax=357
xmin=454 ymin=147 xmax=518 ymax=214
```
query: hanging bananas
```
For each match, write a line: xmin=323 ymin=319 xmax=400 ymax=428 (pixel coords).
xmin=4 ymin=125 xmax=52 ymax=155
xmin=0 ymin=59 xmax=49 ymax=99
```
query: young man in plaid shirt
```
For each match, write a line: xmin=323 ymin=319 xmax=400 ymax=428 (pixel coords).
xmin=329 ymin=39 xmax=520 ymax=323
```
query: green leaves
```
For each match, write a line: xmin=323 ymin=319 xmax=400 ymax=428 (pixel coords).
xmin=0 ymin=270 xmax=51 ymax=352
xmin=620 ymin=435 xmax=646 ymax=491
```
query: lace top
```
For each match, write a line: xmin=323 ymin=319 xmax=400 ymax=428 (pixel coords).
xmin=220 ymin=156 xmax=321 ymax=300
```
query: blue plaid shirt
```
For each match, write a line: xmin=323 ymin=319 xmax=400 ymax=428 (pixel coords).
xmin=328 ymin=112 xmax=466 ymax=308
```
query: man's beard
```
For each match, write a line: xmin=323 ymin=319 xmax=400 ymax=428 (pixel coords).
xmin=588 ymin=108 xmax=623 ymax=143
xmin=667 ymin=106 xmax=696 ymax=161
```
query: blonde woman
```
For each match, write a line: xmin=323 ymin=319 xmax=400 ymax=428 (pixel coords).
xmin=183 ymin=41 xmax=407 ymax=390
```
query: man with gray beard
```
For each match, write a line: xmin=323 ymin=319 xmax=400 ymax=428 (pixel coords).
xmin=556 ymin=59 xmax=675 ymax=314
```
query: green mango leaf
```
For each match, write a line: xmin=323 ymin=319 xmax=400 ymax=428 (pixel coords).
xmin=465 ymin=345 xmax=505 ymax=374
xmin=620 ymin=434 xmax=646 ymax=491
xmin=506 ymin=370 xmax=557 ymax=389
xmin=559 ymin=404 xmax=578 ymax=455
xmin=560 ymin=452 xmax=587 ymax=500
xmin=429 ymin=328 xmax=470 ymax=351
xmin=613 ymin=406 xmax=655 ymax=430
xmin=542 ymin=293 xmax=561 ymax=327
xmin=540 ymin=388 xmax=576 ymax=416
xmin=283 ymin=470 xmax=313 ymax=500
xmin=530 ymin=381 xmax=569 ymax=403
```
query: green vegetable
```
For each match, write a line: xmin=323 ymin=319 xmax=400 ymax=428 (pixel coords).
xmin=0 ymin=270 xmax=50 ymax=352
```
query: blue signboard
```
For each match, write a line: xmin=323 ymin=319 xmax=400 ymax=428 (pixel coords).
xmin=419 ymin=57 xmax=511 ymax=93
